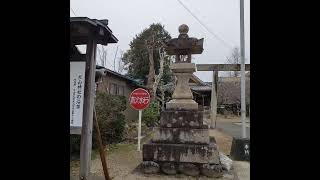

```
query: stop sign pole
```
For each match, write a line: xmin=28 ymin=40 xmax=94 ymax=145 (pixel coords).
xmin=138 ymin=110 xmax=142 ymax=151
xmin=129 ymin=88 xmax=151 ymax=151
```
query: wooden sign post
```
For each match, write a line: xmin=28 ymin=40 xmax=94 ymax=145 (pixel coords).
xmin=71 ymin=17 xmax=118 ymax=180
xmin=79 ymin=38 xmax=97 ymax=180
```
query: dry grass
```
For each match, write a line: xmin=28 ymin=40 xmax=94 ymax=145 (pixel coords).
xmin=209 ymin=129 xmax=233 ymax=155
xmin=70 ymin=128 xmax=235 ymax=179
xmin=217 ymin=115 xmax=241 ymax=123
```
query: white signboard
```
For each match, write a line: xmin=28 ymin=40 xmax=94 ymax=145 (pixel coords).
xmin=70 ymin=62 xmax=86 ymax=127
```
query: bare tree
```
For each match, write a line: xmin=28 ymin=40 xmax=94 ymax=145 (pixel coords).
xmin=152 ymin=47 xmax=165 ymax=99
xmin=146 ymin=34 xmax=156 ymax=92
xmin=226 ymin=47 xmax=241 ymax=77
xmin=218 ymin=80 xmax=240 ymax=105
xmin=98 ymin=45 xmax=108 ymax=67
xmin=113 ymin=46 xmax=119 ymax=71
xmin=159 ymin=80 xmax=165 ymax=111
xmin=117 ymin=50 xmax=125 ymax=74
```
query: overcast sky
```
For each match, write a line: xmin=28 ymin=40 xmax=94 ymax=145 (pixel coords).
xmin=71 ymin=0 xmax=250 ymax=82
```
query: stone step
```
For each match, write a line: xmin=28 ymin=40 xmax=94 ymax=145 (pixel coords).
xmin=152 ymin=127 xmax=210 ymax=144
xmin=160 ymin=110 xmax=205 ymax=128
xmin=143 ymin=143 xmax=220 ymax=164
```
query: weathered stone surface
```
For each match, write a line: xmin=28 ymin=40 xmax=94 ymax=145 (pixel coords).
xmin=166 ymin=99 xmax=198 ymax=110
xmin=141 ymin=161 xmax=160 ymax=174
xmin=166 ymin=63 xmax=199 ymax=110
xmin=152 ymin=127 xmax=210 ymax=144
xmin=210 ymin=137 xmax=216 ymax=143
xmin=200 ymin=163 xmax=224 ymax=178
xmin=165 ymin=24 xmax=204 ymax=57
xmin=160 ymin=110 xmax=205 ymax=128
xmin=171 ymin=73 xmax=194 ymax=99
xmin=143 ymin=143 xmax=220 ymax=164
xmin=170 ymin=63 xmax=196 ymax=73
xmin=160 ymin=162 xmax=177 ymax=175
xmin=178 ymin=163 xmax=200 ymax=176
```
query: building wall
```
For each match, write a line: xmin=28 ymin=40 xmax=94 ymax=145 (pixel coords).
xmin=97 ymin=74 xmax=139 ymax=123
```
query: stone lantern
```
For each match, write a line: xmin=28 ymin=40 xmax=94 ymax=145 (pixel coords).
xmin=141 ymin=25 xmax=223 ymax=178
xmin=165 ymin=24 xmax=204 ymax=110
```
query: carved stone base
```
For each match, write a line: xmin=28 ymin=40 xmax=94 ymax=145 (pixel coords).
xmin=160 ymin=162 xmax=177 ymax=175
xmin=200 ymin=163 xmax=224 ymax=178
xmin=140 ymin=161 xmax=225 ymax=178
xmin=160 ymin=110 xmax=204 ymax=128
xmin=178 ymin=163 xmax=200 ymax=176
xmin=143 ymin=143 xmax=220 ymax=164
xmin=152 ymin=127 xmax=210 ymax=144
xmin=141 ymin=161 xmax=160 ymax=174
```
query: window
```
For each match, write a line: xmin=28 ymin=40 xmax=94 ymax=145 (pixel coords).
xmin=118 ymin=86 xmax=124 ymax=96
xmin=110 ymin=83 xmax=117 ymax=95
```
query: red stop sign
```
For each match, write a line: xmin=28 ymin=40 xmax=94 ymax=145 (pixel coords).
xmin=129 ymin=88 xmax=151 ymax=110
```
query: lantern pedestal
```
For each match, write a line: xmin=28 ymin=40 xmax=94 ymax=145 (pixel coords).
xmin=166 ymin=63 xmax=198 ymax=111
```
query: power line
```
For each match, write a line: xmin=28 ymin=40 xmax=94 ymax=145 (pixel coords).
xmin=176 ymin=0 xmax=233 ymax=50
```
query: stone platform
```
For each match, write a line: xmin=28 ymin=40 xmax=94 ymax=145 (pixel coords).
xmin=160 ymin=110 xmax=205 ymax=128
xmin=142 ymin=110 xmax=222 ymax=177
xmin=143 ymin=142 xmax=219 ymax=164
xmin=166 ymin=99 xmax=198 ymax=111
xmin=152 ymin=127 xmax=210 ymax=144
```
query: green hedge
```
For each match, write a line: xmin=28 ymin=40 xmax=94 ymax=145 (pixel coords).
xmin=142 ymin=101 xmax=160 ymax=127
xmin=70 ymin=92 xmax=127 ymax=156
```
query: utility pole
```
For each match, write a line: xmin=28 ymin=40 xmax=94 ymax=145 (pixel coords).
xmin=240 ymin=0 xmax=246 ymax=138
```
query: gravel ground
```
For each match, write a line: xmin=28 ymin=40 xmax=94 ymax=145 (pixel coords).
xmin=70 ymin=142 xmax=235 ymax=179
xmin=70 ymin=129 xmax=237 ymax=179
xmin=233 ymin=161 xmax=250 ymax=180
xmin=70 ymin=141 xmax=145 ymax=178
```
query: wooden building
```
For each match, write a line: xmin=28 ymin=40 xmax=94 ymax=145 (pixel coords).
xmin=190 ymin=73 xmax=250 ymax=114
xmin=95 ymin=65 xmax=146 ymax=123
xmin=189 ymin=74 xmax=212 ymax=110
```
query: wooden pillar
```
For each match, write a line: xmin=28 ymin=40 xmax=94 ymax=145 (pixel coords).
xmin=210 ymin=71 xmax=218 ymax=128
xmin=202 ymin=95 xmax=205 ymax=107
xmin=79 ymin=38 xmax=97 ymax=180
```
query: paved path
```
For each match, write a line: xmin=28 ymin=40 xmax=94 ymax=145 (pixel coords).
xmin=216 ymin=121 xmax=250 ymax=139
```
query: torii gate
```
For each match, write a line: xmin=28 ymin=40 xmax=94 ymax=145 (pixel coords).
xmin=196 ymin=64 xmax=250 ymax=129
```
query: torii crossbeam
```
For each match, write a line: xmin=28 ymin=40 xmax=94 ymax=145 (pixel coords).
xmin=196 ymin=64 xmax=250 ymax=129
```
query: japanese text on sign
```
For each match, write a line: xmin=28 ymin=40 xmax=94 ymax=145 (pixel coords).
xmin=70 ymin=62 xmax=86 ymax=127
xmin=130 ymin=96 xmax=150 ymax=105
xmin=129 ymin=88 xmax=150 ymax=110
xmin=244 ymin=144 xmax=250 ymax=156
